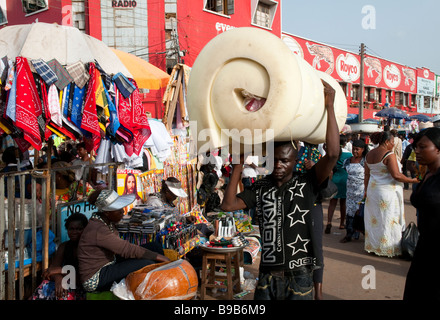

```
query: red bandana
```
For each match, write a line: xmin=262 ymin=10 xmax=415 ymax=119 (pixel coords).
xmin=15 ymin=57 xmax=43 ymax=150
xmin=81 ymin=63 xmax=101 ymax=151
xmin=117 ymin=80 xmax=151 ymax=156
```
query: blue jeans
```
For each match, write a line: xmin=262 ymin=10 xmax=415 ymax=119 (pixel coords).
xmin=254 ymin=267 xmax=314 ymax=300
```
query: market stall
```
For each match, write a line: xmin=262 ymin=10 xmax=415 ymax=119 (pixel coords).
xmin=0 ymin=23 xmax=183 ymax=299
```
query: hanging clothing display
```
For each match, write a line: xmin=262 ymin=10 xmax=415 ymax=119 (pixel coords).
xmin=144 ymin=119 xmax=174 ymax=162
xmin=47 ymin=84 xmax=62 ymax=127
xmin=14 ymin=57 xmax=44 ymax=150
xmin=31 ymin=59 xmax=59 ymax=86
xmin=1 ymin=53 xmax=160 ymax=157
xmin=47 ymin=59 xmax=74 ymax=90
xmin=80 ymin=63 xmax=101 ymax=152
xmin=66 ymin=61 xmax=89 ymax=89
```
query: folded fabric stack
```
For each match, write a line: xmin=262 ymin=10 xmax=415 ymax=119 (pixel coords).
xmin=0 ymin=56 xmax=151 ymax=156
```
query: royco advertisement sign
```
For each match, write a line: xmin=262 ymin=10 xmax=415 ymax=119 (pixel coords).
xmin=281 ymin=33 xmax=417 ymax=94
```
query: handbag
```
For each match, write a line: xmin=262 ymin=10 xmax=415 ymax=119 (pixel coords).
xmin=353 ymin=201 xmax=365 ymax=233
xmin=401 ymin=222 xmax=419 ymax=260
xmin=320 ymin=180 xmax=338 ymax=200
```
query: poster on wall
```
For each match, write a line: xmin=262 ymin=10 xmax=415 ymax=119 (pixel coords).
xmin=417 ymin=69 xmax=435 ymax=114
xmin=117 ymin=169 xmax=143 ymax=214
xmin=139 ymin=169 xmax=164 ymax=202
xmin=59 ymin=201 xmax=96 ymax=242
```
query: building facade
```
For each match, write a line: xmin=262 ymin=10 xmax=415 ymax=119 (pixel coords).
xmin=1 ymin=0 xmax=437 ymax=118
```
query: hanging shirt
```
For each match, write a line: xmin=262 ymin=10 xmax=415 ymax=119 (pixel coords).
xmin=47 ymin=84 xmax=62 ymax=127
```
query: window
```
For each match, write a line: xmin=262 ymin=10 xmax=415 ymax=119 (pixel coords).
xmin=252 ymin=0 xmax=278 ymax=29
xmin=338 ymin=82 xmax=347 ymax=96
xmin=0 ymin=6 xmax=6 ymax=25
xmin=411 ymin=94 xmax=416 ymax=106
xmin=205 ymin=0 xmax=234 ymax=16
xmin=22 ymin=0 xmax=47 ymax=15
xmin=424 ymin=96 xmax=431 ymax=110
xmin=351 ymin=84 xmax=360 ymax=101
xmin=254 ymin=2 xmax=270 ymax=27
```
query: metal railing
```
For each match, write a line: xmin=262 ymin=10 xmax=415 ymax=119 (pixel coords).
xmin=0 ymin=161 xmax=120 ymax=300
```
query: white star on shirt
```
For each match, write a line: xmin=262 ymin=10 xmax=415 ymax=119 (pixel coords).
xmin=287 ymin=235 xmax=310 ymax=256
xmin=288 ymin=182 xmax=306 ymax=200
xmin=286 ymin=205 xmax=309 ymax=227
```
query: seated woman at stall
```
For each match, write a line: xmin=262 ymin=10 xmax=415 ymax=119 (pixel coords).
xmin=77 ymin=189 xmax=170 ymax=292
xmin=146 ymin=177 xmax=187 ymax=209
xmin=146 ymin=177 xmax=212 ymax=237
xmin=31 ymin=213 xmax=89 ymax=300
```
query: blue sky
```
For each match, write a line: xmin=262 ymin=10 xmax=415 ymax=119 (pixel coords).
xmin=281 ymin=0 xmax=439 ymax=74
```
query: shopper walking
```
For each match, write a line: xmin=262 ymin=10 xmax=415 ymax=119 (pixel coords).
xmin=364 ymin=131 xmax=418 ymax=257
xmin=340 ymin=139 xmax=368 ymax=242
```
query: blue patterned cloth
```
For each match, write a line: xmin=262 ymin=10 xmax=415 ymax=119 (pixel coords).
xmin=32 ymin=59 xmax=59 ymax=85
xmin=112 ymin=72 xmax=136 ymax=98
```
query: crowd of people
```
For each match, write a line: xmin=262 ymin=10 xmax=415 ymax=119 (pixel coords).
xmin=214 ymin=114 xmax=440 ymax=300
xmin=2 ymin=106 xmax=440 ymax=301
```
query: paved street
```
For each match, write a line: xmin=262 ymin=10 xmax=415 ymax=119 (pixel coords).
xmin=320 ymin=188 xmax=416 ymax=300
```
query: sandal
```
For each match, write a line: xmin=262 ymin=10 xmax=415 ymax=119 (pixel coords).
xmin=325 ymin=224 xmax=332 ymax=234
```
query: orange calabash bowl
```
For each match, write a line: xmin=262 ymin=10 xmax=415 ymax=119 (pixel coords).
xmin=126 ymin=259 xmax=198 ymax=300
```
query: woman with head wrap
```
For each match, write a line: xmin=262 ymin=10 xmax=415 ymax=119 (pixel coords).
xmin=340 ymin=139 xmax=368 ymax=243
xmin=404 ymin=128 xmax=440 ymax=300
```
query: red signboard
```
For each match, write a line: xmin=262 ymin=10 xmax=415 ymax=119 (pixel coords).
xmin=281 ymin=32 xmax=417 ymax=94
xmin=281 ymin=33 xmax=360 ymax=83
xmin=417 ymin=67 xmax=435 ymax=81
xmin=364 ymin=55 xmax=416 ymax=94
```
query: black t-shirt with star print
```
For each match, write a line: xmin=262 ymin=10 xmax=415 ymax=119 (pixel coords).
xmin=237 ymin=166 xmax=322 ymax=271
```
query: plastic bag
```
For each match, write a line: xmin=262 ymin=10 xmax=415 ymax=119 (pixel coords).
xmin=401 ymin=222 xmax=419 ymax=260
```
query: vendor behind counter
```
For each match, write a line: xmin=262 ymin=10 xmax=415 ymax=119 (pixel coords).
xmin=146 ymin=177 xmax=213 ymax=238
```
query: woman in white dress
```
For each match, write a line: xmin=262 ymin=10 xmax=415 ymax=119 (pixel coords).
xmin=364 ymin=131 xmax=419 ymax=257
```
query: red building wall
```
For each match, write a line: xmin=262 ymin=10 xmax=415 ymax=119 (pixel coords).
xmin=3 ymin=0 xmax=65 ymax=25
xmin=2 ymin=0 xmax=101 ymax=32
xmin=147 ymin=0 xmax=166 ymax=71
xmin=176 ymin=0 xmax=282 ymax=68
xmin=84 ymin=0 xmax=102 ymax=39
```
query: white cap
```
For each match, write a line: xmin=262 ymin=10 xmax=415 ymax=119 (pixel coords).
xmin=165 ymin=180 xmax=187 ymax=198
xmin=95 ymin=189 xmax=135 ymax=211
